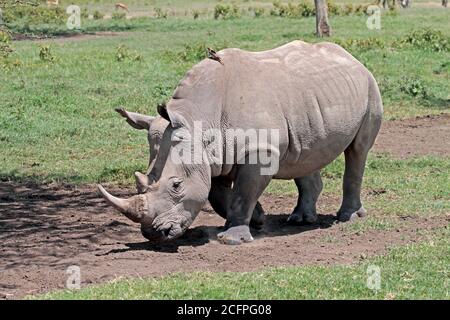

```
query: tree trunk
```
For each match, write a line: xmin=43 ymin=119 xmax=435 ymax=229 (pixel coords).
xmin=443 ymin=0 xmax=448 ymax=8
xmin=314 ymin=0 xmax=331 ymax=37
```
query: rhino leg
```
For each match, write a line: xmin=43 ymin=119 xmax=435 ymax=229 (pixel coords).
xmin=209 ymin=177 xmax=265 ymax=230
xmin=337 ymin=145 xmax=368 ymax=222
xmin=287 ymin=171 xmax=322 ymax=225
xmin=217 ymin=165 xmax=271 ymax=245
xmin=337 ymin=106 xmax=381 ymax=222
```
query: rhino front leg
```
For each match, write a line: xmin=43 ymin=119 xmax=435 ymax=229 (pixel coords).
xmin=217 ymin=165 xmax=272 ymax=245
xmin=287 ymin=171 xmax=322 ymax=225
xmin=209 ymin=177 xmax=265 ymax=230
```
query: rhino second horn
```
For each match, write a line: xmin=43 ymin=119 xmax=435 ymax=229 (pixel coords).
xmin=97 ymin=184 xmax=145 ymax=223
xmin=134 ymin=172 xmax=149 ymax=193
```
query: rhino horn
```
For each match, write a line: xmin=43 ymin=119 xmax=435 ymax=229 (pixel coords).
xmin=97 ymin=184 xmax=145 ymax=223
xmin=134 ymin=171 xmax=149 ymax=193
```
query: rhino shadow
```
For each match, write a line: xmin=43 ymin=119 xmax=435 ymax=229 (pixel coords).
xmin=112 ymin=213 xmax=336 ymax=253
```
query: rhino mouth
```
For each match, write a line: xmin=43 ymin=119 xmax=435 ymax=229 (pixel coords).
xmin=156 ymin=222 xmax=184 ymax=240
xmin=141 ymin=225 xmax=182 ymax=242
xmin=142 ymin=215 xmax=191 ymax=242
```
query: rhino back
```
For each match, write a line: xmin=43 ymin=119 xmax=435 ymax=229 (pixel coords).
xmin=218 ymin=41 xmax=374 ymax=178
xmin=166 ymin=41 xmax=378 ymax=178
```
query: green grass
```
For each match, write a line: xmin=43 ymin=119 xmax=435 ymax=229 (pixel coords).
xmin=37 ymin=226 xmax=450 ymax=299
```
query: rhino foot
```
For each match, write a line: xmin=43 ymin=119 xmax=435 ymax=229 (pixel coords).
xmin=337 ymin=207 xmax=367 ymax=222
xmin=287 ymin=211 xmax=318 ymax=225
xmin=249 ymin=202 xmax=265 ymax=230
xmin=217 ymin=226 xmax=253 ymax=245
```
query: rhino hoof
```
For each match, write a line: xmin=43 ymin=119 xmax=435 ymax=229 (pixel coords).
xmin=337 ymin=207 xmax=367 ymax=222
xmin=217 ymin=226 xmax=253 ymax=245
xmin=287 ymin=212 xmax=318 ymax=225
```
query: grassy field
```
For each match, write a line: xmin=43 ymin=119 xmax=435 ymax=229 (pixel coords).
xmin=1 ymin=1 xmax=449 ymax=299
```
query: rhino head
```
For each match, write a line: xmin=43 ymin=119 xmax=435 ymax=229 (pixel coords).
xmin=99 ymin=105 xmax=212 ymax=242
xmin=114 ymin=106 xmax=170 ymax=194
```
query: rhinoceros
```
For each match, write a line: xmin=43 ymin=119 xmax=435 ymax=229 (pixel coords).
xmin=99 ymin=40 xmax=383 ymax=245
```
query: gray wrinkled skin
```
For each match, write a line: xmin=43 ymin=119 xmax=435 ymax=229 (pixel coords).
xmin=99 ymin=41 xmax=383 ymax=245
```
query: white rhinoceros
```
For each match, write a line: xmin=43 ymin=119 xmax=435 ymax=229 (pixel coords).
xmin=99 ymin=40 xmax=383 ymax=245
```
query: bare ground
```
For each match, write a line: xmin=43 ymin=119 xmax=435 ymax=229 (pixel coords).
xmin=0 ymin=114 xmax=449 ymax=299
xmin=374 ymin=113 xmax=450 ymax=159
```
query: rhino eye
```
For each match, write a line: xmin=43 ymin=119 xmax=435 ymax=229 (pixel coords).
xmin=172 ymin=179 xmax=182 ymax=190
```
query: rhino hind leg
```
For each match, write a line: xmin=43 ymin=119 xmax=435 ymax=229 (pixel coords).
xmin=209 ymin=177 xmax=265 ymax=230
xmin=337 ymin=145 xmax=369 ymax=222
xmin=338 ymin=103 xmax=382 ymax=222
xmin=287 ymin=171 xmax=322 ymax=225
xmin=217 ymin=165 xmax=272 ymax=245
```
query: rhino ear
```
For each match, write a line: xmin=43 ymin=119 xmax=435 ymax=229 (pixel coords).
xmin=115 ymin=107 xmax=155 ymax=131
xmin=157 ymin=103 xmax=170 ymax=123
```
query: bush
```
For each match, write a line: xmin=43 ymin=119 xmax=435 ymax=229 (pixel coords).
xmin=92 ymin=10 xmax=104 ymax=20
xmin=334 ymin=38 xmax=385 ymax=51
xmin=401 ymin=29 xmax=449 ymax=52
xmin=192 ymin=9 xmax=200 ymax=19
xmin=343 ymin=4 xmax=354 ymax=15
xmin=112 ymin=11 xmax=127 ymax=20
xmin=81 ymin=7 xmax=89 ymax=19
xmin=353 ymin=4 xmax=369 ymax=15
xmin=2 ymin=5 xmax=65 ymax=25
xmin=0 ymin=29 xmax=13 ymax=59
xmin=116 ymin=44 xmax=143 ymax=62
xmin=327 ymin=0 xmax=342 ymax=16
xmin=154 ymin=7 xmax=168 ymax=19
xmin=249 ymin=7 xmax=265 ymax=17
xmin=38 ymin=44 xmax=56 ymax=63
xmin=400 ymin=77 xmax=429 ymax=99
xmin=214 ymin=3 xmax=240 ymax=19
xmin=298 ymin=1 xmax=315 ymax=17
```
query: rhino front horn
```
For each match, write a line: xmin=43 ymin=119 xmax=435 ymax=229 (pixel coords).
xmin=97 ymin=184 xmax=145 ymax=223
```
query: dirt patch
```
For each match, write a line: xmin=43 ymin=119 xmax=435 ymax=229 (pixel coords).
xmin=12 ymin=32 xmax=129 ymax=42
xmin=374 ymin=113 xmax=450 ymax=159
xmin=0 ymin=182 xmax=447 ymax=299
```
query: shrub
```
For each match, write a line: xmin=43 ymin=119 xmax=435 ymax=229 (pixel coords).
xmin=401 ymin=29 xmax=449 ymax=52
xmin=298 ymin=1 xmax=315 ymax=17
xmin=81 ymin=7 xmax=89 ymax=19
xmin=192 ymin=9 xmax=200 ymax=19
xmin=214 ymin=3 xmax=240 ymax=19
xmin=154 ymin=7 xmax=168 ymax=19
xmin=249 ymin=7 xmax=265 ymax=17
xmin=0 ymin=29 xmax=13 ymax=59
xmin=92 ymin=10 xmax=104 ymax=20
xmin=2 ymin=5 xmax=65 ymax=25
xmin=38 ymin=44 xmax=56 ymax=63
xmin=334 ymin=38 xmax=385 ymax=51
xmin=343 ymin=4 xmax=354 ymax=15
xmin=400 ymin=77 xmax=429 ymax=99
xmin=112 ymin=11 xmax=126 ymax=20
xmin=354 ymin=4 xmax=369 ymax=15
xmin=327 ymin=0 xmax=342 ymax=16
xmin=116 ymin=44 xmax=143 ymax=62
